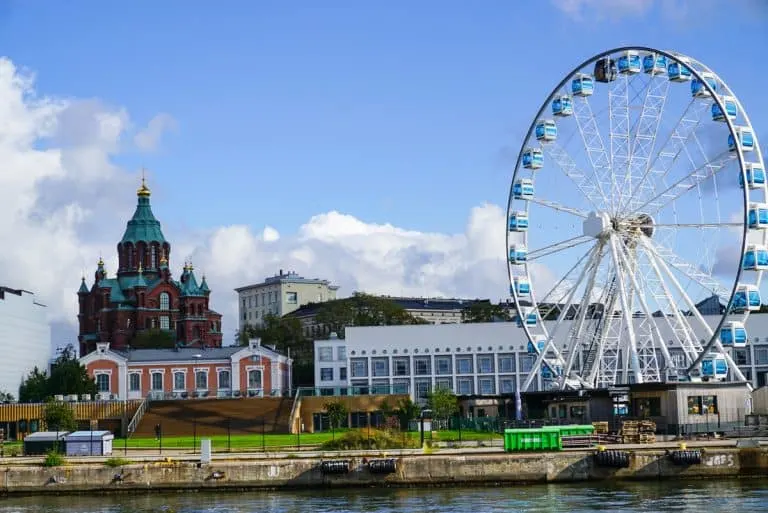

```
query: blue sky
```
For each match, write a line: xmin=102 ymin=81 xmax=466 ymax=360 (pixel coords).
xmin=2 ymin=0 xmax=765 ymax=235
xmin=0 ymin=0 xmax=767 ymax=347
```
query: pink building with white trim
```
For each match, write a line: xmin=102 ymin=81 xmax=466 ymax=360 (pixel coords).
xmin=79 ymin=339 xmax=292 ymax=400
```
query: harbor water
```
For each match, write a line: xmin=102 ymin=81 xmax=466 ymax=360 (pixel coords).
xmin=0 ymin=478 xmax=766 ymax=512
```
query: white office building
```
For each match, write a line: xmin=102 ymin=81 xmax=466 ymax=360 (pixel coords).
xmin=0 ymin=287 xmax=52 ymax=397
xmin=313 ymin=317 xmax=768 ymax=402
xmin=236 ymin=270 xmax=338 ymax=328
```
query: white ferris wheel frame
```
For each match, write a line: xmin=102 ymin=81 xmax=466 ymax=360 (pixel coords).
xmin=505 ymin=46 xmax=765 ymax=392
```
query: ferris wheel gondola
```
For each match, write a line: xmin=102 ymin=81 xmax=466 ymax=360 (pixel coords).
xmin=506 ymin=46 xmax=765 ymax=392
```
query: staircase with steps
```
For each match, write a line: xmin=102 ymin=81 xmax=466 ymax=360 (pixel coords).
xmin=132 ymin=397 xmax=292 ymax=438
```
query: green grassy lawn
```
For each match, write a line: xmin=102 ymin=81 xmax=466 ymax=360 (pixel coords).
xmin=114 ymin=429 xmax=501 ymax=451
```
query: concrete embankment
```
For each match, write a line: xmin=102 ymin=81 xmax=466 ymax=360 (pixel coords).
xmin=1 ymin=446 xmax=767 ymax=495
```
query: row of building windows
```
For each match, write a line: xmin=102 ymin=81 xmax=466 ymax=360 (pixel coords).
xmin=347 ymin=353 xmax=534 ymax=378
xmin=342 ymin=376 xmax=517 ymax=397
xmin=317 ymin=346 xmax=347 ymax=362
xmin=95 ymin=369 xmax=263 ymax=393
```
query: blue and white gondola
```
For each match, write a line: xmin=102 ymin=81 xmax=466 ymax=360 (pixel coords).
xmin=508 ymin=245 xmax=527 ymax=264
xmin=516 ymin=308 xmax=537 ymax=327
xmin=513 ymin=276 xmax=531 ymax=296
xmin=522 ymin=147 xmax=543 ymax=170
xmin=691 ymin=72 xmax=717 ymax=98
xmin=643 ymin=53 xmax=667 ymax=74
xmin=728 ymin=126 xmax=755 ymax=152
xmin=712 ymin=95 xmax=737 ymax=122
xmin=618 ymin=50 xmax=641 ymax=74
xmin=508 ymin=211 xmax=529 ymax=232
xmin=541 ymin=365 xmax=563 ymax=379
xmin=733 ymin=284 xmax=761 ymax=312
xmin=527 ymin=338 xmax=545 ymax=354
xmin=668 ymin=57 xmax=692 ymax=82
xmin=513 ymin=178 xmax=534 ymax=200
xmin=535 ymin=119 xmax=557 ymax=143
xmin=552 ymin=95 xmax=573 ymax=117
xmin=748 ymin=203 xmax=768 ymax=230
xmin=571 ymin=73 xmax=594 ymax=96
xmin=720 ymin=321 xmax=747 ymax=348
xmin=701 ymin=353 xmax=728 ymax=380
xmin=739 ymin=163 xmax=765 ymax=189
xmin=743 ymin=244 xmax=768 ymax=271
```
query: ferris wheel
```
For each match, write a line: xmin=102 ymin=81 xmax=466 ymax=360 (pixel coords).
xmin=506 ymin=46 xmax=765 ymax=392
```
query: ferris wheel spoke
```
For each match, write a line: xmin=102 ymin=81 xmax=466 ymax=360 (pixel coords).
xmin=640 ymin=222 xmax=740 ymax=229
xmin=633 ymin=150 xmax=735 ymax=217
xmin=609 ymin=73 xmax=631 ymax=217
xmin=527 ymin=197 xmax=588 ymax=218
xmin=527 ymin=235 xmax=594 ymax=262
xmin=607 ymin=234 xmax=644 ymax=383
xmin=534 ymin=246 xmax=596 ymax=320
xmin=644 ymin=238 xmax=730 ymax=301
xmin=620 ymin=98 xmax=709 ymax=216
xmin=572 ymin=96 xmax=613 ymax=212
xmin=522 ymin=245 xmax=599 ymax=392
xmin=642 ymin=238 xmax=748 ymax=382
xmin=619 ymin=74 xmax=670 ymax=214
xmin=545 ymin=142 xmax=610 ymax=211
xmin=637 ymin=241 xmax=704 ymax=366
xmin=614 ymin=237 xmax=674 ymax=380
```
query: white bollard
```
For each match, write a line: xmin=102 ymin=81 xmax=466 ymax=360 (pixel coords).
xmin=200 ymin=439 xmax=212 ymax=464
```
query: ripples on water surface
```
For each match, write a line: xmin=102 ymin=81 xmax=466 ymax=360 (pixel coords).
xmin=1 ymin=479 xmax=766 ymax=512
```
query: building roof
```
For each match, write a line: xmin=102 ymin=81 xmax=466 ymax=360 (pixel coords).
xmin=385 ymin=296 xmax=491 ymax=311
xmin=120 ymin=180 xmax=166 ymax=245
xmin=117 ymin=346 xmax=242 ymax=362
xmin=235 ymin=270 xmax=338 ymax=292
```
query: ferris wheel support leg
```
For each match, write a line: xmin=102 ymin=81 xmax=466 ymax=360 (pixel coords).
xmin=614 ymin=238 xmax=674 ymax=378
xmin=521 ymin=244 xmax=599 ymax=392
xmin=562 ymin=245 xmax=604 ymax=388
xmin=608 ymin=234 xmax=644 ymax=384
xmin=642 ymin=238 xmax=748 ymax=383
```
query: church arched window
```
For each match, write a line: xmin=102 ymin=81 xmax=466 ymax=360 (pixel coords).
xmin=126 ymin=245 xmax=133 ymax=269
xmin=160 ymin=292 xmax=170 ymax=310
xmin=150 ymin=245 xmax=157 ymax=269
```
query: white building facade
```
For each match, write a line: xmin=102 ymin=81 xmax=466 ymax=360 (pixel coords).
xmin=313 ymin=318 xmax=768 ymax=402
xmin=0 ymin=287 xmax=51 ymax=397
xmin=235 ymin=270 xmax=338 ymax=328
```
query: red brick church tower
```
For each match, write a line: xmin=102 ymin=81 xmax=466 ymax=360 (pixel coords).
xmin=77 ymin=178 xmax=223 ymax=356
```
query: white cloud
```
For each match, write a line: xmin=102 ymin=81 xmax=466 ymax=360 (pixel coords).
xmin=134 ymin=112 xmax=177 ymax=152
xmin=0 ymin=57 xmax=523 ymax=347
xmin=549 ymin=0 xmax=755 ymax=23
xmin=551 ymin=0 xmax=656 ymax=21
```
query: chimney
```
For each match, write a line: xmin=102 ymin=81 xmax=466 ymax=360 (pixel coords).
xmin=279 ymin=269 xmax=283 ymax=276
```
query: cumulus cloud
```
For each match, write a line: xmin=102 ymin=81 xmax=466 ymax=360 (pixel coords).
xmin=0 ymin=56 xmax=528 ymax=348
xmin=134 ymin=112 xmax=177 ymax=152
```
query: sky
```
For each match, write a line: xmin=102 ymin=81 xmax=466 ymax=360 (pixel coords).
xmin=0 ymin=0 xmax=766 ymax=350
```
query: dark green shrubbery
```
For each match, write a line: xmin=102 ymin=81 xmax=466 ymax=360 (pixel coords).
xmin=320 ymin=429 xmax=418 ymax=451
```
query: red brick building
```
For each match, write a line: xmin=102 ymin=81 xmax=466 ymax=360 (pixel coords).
xmin=78 ymin=179 xmax=223 ymax=356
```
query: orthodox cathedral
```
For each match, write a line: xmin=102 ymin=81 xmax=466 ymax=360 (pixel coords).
xmin=77 ymin=178 xmax=222 ymax=355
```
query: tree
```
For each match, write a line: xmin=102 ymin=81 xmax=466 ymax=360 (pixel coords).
xmin=324 ymin=400 xmax=349 ymax=440
xmin=132 ymin=329 xmax=176 ymax=349
xmin=47 ymin=345 xmax=98 ymax=399
xmin=44 ymin=400 xmax=77 ymax=432
xmin=395 ymin=397 xmax=421 ymax=431
xmin=461 ymin=301 xmax=510 ymax=323
xmin=19 ymin=345 xmax=97 ymax=403
xmin=314 ymin=293 xmax=428 ymax=338
xmin=19 ymin=367 xmax=50 ymax=403
xmin=0 ymin=390 xmax=15 ymax=403
xmin=427 ymin=387 xmax=459 ymax=422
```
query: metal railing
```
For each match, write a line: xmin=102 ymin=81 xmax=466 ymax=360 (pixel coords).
xmin=295 ymin=385 xmax=411 ymax=398
xmin=146 ymin=389 xmax=290 ymax=401
xmin=126 ymin=396 xmax=150 ymax=436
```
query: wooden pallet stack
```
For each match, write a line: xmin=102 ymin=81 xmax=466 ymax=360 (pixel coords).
xmin=592 ymin=421 xmax=609 ymax=435
xmin=620 ymin=419 xmax=656 ymax=444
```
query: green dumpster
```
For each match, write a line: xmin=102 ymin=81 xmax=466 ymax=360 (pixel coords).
xmin=503 ymin=427 xmax=562 ymax=452
xmin=557 ymin=425 xmax=595 ymax=437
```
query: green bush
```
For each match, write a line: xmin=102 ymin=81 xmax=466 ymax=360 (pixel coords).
xmin=321 ymin=429 xmax=418 ymax=451
xmin=4 ymin=446 xmax=21 ymax=457
xmin=43 ymin=451 xmax=65 ymax=467
xmin=104 ymin=457 xmax=132 ymax=467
